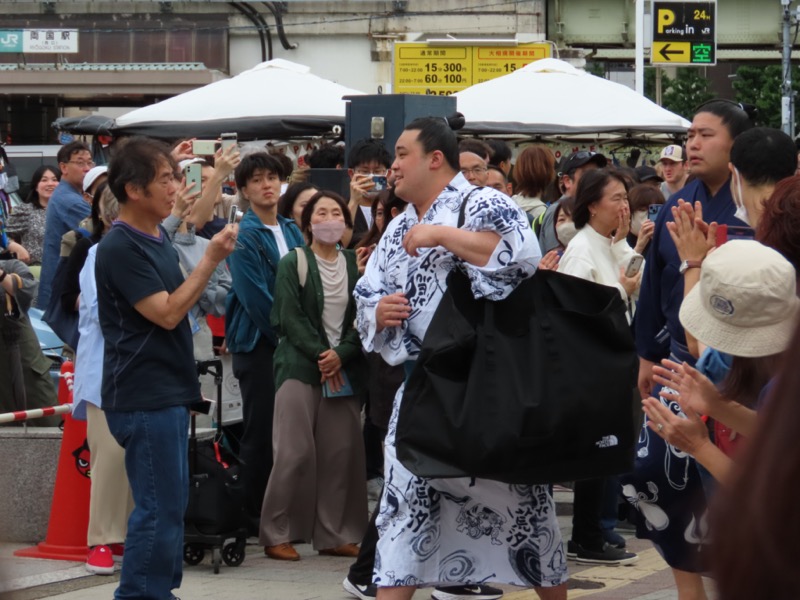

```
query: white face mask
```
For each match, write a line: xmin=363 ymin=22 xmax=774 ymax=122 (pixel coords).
xmin=630 ymin=211 xmax=647 ymax=236
xmin=731 ymin=167 xmax=750 ymax=225
xmin=555 ymin=221 xmax=578 ymax=247
xmin=311 ymin=220 xmax=346 ymax=244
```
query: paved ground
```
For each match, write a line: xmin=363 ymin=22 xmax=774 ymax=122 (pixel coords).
xmin=0 ymin=503 xmax=717 ymax=600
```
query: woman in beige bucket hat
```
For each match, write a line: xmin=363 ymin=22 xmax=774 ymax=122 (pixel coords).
xmin=642 ymin=240 xmax=799 ymax=483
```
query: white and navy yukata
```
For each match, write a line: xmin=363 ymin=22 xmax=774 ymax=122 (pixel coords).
xmin=354 ymin=173 xmax=568 ymax=589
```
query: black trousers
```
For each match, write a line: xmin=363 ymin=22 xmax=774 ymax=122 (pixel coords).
xmin=571 ymin=477 xmax=607 ymax=550
xmin=232 ymin=336 xmax=276 ymax=521
xmin=363 ymin=415 xmax=385 ymax=481
xmin=348 ymin=500 xmax=380 ymax=585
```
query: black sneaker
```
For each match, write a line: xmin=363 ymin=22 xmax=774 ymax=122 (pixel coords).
xmin=431 ymin=585 xmax=503 ymax=600
xmin=566 ymin=539 xmax=578 ymax=559
xmin=602 ymin=529 xmax=627 ymax=549
xmin=343 ymin=576 xmax=378 ymax=600
xmin=575 ymin=542 xmax=638 ymax=566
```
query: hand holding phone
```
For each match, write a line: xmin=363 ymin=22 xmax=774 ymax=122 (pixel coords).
xmin=625 ymin=254 xmax=645 ymax=277
xmin=228 ymin=204 xmax=239 ymax=224
xmin=647 ymin=204 xmax=662 ymax=221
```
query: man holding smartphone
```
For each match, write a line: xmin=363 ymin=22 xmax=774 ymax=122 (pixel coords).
xmin=346 ymin=139 xmax=392 ymax=248
xmin=96 ymin=136 xmax=237 ymax=600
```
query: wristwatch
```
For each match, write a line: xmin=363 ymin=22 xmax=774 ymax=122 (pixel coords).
xmin=678 ymin=259 xmax=703 ymax=274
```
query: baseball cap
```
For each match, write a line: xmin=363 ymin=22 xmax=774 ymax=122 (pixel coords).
xmin=635 ymin=165 xmax=664 ymax=183
xmin=558 ymin=151 xmax=607 ymax=177
xmin=179 ymin=158 xmax=204 ymax=171
xmin=659 ymin=145 xmax=685 ymax=163
xmin=679 ymin=240 xmax=800 ymax=358
xmin=83 ymin=165 xmax=108 ymax=193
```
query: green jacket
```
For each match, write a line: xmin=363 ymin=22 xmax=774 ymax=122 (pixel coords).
xmin=271 ymin=246 xmax=365 ymax=393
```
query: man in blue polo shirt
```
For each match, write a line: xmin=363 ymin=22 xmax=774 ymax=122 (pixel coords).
xmin=96 ymin=136 xmax=237 ymax=600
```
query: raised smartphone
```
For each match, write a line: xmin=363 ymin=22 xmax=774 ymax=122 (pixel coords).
xmin=220 ymin=132 xmax=238 ymax=152
xmin=191 ymin=139 xmax=217 ymax=155
xmin=184 ymin=162 xmax=202 ymax=194
xmin=647 ymin=204 xmax=662 ymax=221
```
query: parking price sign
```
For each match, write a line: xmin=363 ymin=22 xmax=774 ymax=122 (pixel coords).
xmin=651 ymin=1 xmax=716 ymax=66
xmin=393 ymin=43 xmax=550 ymax=95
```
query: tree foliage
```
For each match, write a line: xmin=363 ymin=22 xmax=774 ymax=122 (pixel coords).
xmin=732 ymin=64 xmax=800 ymax=132
xmin=661 ymin=68 xmax=714 ymax=120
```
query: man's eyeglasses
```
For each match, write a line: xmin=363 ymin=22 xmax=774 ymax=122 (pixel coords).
xmin=461 ymin=167 xmax=488 ymax=176
xmin=355 ymin=169 xmax=388 ymax=177
xmin=66 ymin=160 xmax=96 ymax=168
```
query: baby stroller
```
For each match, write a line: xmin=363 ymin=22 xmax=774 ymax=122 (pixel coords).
xmin=183 ymin=359 xmax=247 ymax=574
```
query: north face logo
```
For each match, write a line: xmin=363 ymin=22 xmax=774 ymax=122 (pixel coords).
xmin=595 ymin=435 xmax=619 ymax=449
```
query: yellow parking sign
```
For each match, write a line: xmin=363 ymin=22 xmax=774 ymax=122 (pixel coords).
xmin=652 ymin=41 xmax=691 ymax=64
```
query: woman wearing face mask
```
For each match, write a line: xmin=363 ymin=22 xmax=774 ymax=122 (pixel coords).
xmin=260 ymin=190 xmax=367 ymax=562
xmin=626 ymin=184 xmax=661 ymax=256
xmin=536 ymin=197 xmax=578 ymax=270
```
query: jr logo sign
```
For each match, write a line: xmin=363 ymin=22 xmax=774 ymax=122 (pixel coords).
xmin=0 ymin=31 xmax=23 ymax=52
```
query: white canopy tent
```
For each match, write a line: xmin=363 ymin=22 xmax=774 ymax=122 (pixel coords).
xmin=113 ymin=59 xmax=365 ymax=140
xmin=454 ymin=58 xmax=691 ymax=137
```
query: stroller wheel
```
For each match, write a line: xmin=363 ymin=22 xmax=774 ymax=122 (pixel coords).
xmin=222 ymin=540 xmax=246 ymax=567
xmin=183 ymin=543 xmax=205 ymax=565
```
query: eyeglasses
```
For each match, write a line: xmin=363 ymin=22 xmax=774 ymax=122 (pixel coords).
xmin=66 ymin=160 xmax=95 ymax=168
xmin=461 ymin=167 xmax=488 ymax=176
xmin=354 ymin=169 xmax=388 ymax=177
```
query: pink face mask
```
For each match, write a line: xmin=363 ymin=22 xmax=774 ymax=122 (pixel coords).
xmin=311 ymin=220 xmax=346 ymax=244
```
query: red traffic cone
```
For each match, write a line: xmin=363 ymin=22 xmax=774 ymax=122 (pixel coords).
xmin=15 ymin=361 xmax=91 ymax=561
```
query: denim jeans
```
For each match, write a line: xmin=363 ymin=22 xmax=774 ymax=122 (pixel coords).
xmin=106 ymin=405 xmax=190 ymax=600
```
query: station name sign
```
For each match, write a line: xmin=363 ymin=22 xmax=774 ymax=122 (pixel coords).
xmin=0 ymin=29 xmax=79 ymax=53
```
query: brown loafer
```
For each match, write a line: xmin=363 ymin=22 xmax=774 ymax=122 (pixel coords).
xmin=318 ymin=543 xmax=359 ymax=557
xmin=264 ymin=543 xmax=300 ymax=561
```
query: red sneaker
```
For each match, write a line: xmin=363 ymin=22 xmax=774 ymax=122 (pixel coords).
xmin=108 ymin=543 xmax=124 ymax=563
xmin=86 ymin=545 xmax=115 ymax=575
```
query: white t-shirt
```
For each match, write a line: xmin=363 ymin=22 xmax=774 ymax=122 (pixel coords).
xmin=360 ymin=205 xmax=373 ymax=228
xmin=265 ymin=224 xmax=289 ymax=257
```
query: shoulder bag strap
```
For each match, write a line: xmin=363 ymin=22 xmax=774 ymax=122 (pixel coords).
xmin=295 ymin=246 xmax=308 ymax=288
xmin=457 ymin=186 xmax=482 ymax=228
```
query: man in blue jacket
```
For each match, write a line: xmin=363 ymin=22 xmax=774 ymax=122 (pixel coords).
xmin=226 ymin=152 xmax=304 ymax=535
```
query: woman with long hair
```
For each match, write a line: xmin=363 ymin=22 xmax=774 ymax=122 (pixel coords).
xmin=6 ymin=165 xmax=60 ymax=265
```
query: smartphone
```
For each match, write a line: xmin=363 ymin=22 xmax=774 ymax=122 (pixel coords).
xmin=184 ymin=163 xmax=202 ymax=194
xmin=371 ymin=175 xmax=388 ymax=193
xmin=715 ymin=224 xmax=755 ymax=246
xmin=228 ymin=204 xmax=239 ymax=224
xmin=220 ymin=132 xmax=238 ymax=152
xmin=192 ymin=139 xmax=217 ymax=155
xmin=625 ymin=254 xmax=645 ymax=277
xmin=647 ymin=204 xmax=662 ymax=221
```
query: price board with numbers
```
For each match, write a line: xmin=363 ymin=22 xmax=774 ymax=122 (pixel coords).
xmin=394 ymin=43 xmax=551 ymax=96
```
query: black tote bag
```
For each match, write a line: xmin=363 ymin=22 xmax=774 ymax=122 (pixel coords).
xmin=395 ymin=265 xmax=640 ymax=485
